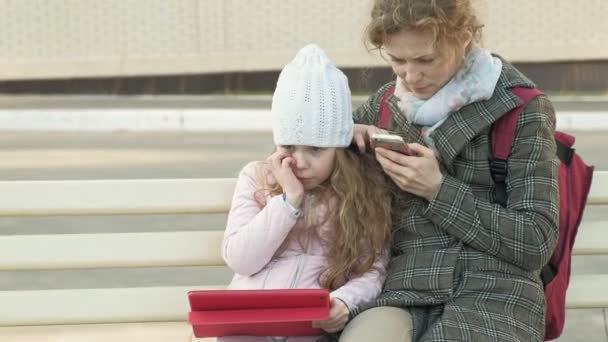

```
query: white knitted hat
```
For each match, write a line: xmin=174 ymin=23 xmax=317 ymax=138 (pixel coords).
xmin=272 ymin=44 xmax=353 ymax=148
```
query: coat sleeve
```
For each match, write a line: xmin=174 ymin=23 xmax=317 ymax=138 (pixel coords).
xmin=221 ymin=162 xmax=299 ymax=276
xmin=330 ymin=252 xmax=388 ymax=310
xmin=422 ymin=95 xmax=560 ymax=271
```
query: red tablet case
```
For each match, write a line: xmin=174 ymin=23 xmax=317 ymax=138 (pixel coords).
xmin=188 ymin=289 xmax=330 ymax=337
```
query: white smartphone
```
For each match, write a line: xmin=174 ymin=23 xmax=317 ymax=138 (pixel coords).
xmin=371 ymin=133 xmax=412 ymax=155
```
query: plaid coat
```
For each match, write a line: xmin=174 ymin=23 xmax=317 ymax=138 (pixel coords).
xmin=320 ymin=61 xmax=560 ymax=342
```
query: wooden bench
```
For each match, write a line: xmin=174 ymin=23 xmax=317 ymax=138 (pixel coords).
xmin=1 ymin=174 xmax=607 ymax=341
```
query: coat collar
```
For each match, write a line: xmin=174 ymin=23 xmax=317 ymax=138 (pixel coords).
xmin=427 ymin=59 xmax=537 ymax=171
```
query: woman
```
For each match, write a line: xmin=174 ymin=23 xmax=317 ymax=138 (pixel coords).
xmin=325 ymin=0 xmax=560 ymax=341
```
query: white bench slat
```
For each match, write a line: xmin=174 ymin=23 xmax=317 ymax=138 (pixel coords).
xmin=0 ymin=286 xmax=220 ymax=327
xmin=0 ymin=322 xmax=207 ymax=342
xmin=0 ymin=178 xmax=236 ymax=216
xmin=565 ymin=274 xmax=608 ymax=309
xmin=588 ymin=171 xmax=608 ymax=205
xmin=0 ymin=231 xmax=224 ymax=270
xmin=572 ymin=221 xmax=608 ymax=255
xmin=0 ymin=219 xmax=604 ymax=271
xmin=0 ymin=171 xmax=606 ymax=217
xmin=0 ymin=274 xmax=604 ymax=326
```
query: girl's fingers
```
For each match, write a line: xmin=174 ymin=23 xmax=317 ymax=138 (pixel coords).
xmin=268 ymin=151 xmax=289 ymax=170
xmin=281 ymin=157 xmax=294 ymax=169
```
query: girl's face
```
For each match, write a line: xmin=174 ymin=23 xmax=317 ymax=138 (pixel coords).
xmin=277 ymin=145 xmax=337 ymax=190
xmin=384 ymin=29 xmax=471 ymax=100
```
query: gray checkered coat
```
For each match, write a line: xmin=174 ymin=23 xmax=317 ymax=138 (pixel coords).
xmin=321 ymin=61 xmax=560 ymax=342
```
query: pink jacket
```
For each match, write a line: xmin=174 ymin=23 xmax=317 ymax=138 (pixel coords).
xmin=222 ymin=162 xmax=387 ymax=311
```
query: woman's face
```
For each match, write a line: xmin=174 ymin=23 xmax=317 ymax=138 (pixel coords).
xmin=384 ymin=29 xmax=469 ymax=100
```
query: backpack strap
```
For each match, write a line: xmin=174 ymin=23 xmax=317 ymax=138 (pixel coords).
xmin=490 ymin=87 xmax=544 ymax=207
xmin=377 ymin=85 xmax=396 ymax=129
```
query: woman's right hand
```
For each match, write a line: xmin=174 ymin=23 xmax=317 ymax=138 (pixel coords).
xmin=353 ymin=124 xmax=387 ymax=153
xmin=267 ymin=151 xmax=304 ymax=208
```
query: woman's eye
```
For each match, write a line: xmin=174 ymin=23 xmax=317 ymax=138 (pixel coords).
xmin=419 ymin=59 xmax=434 ymax=64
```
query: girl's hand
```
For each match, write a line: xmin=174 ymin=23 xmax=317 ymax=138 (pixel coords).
xmin=353 ymin=124 xmax=388 ymax=153
xmin=312 ymin=297 xmax=349 ymax=333
xmin=375 ymin=143 xmax=444 ymax=201
xmin=267 ymin=151 xmax=304 ymax=207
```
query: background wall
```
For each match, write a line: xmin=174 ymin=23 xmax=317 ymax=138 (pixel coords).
xmin=1 ymin=0 xmax=606 ymax=81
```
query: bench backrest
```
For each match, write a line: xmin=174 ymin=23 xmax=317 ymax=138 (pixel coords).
xmin=1 ymin=174 xmax=607 ymax=326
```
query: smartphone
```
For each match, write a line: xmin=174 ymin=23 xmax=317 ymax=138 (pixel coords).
xmin=371 ymin=133 xmax=411 ymax=155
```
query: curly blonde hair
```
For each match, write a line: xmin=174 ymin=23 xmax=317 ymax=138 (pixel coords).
xmin=255 ymin=148 xmax=392 ymax=290
xmin=366 ymin=0 xmax=483 ymax=52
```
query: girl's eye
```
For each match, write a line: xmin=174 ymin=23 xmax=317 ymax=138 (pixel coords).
xmin=419 ymin=59 xmax=434 ymax=64
xmin=310 ymin=146 xmax=325 ymax=153
xmin=281 ymin=145 xmax=295 ymax=151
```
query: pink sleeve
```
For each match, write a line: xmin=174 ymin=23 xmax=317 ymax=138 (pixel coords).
xmin=330 ymin=251 xmax=388 ymax=310
xmin=221 ymin=162 xmax=299 ymax=276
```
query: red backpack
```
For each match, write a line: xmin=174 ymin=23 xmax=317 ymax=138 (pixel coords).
xmin=378 ymin=86 xmax=594 ymax=341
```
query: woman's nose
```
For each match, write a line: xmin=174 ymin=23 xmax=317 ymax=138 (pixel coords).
xmin=403 ymin=65 xmax=423 ymax=84
xmin=395 ymin=62 xmax=420 ymax=82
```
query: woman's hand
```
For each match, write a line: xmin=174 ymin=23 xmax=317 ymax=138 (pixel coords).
xmin=267 ymin=151 xmax=304 ymax=207
xmin=353 ymin=124 xmax=387 ymax=153
xmin=312 ymin=297 xmax=350 ymax=333
xmin=375 ymin=143 xmax=444 ymax=201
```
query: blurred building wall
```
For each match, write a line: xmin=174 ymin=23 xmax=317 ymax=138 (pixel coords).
xmin=0 ymin=0 xmax=607 ymax=81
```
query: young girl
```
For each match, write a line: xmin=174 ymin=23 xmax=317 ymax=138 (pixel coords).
xmin=220 ymin=44 xmax=392 ymax=342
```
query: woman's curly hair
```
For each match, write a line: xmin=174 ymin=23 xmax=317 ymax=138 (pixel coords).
xmin=366 ymin=0 xmax=483 ymax=52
